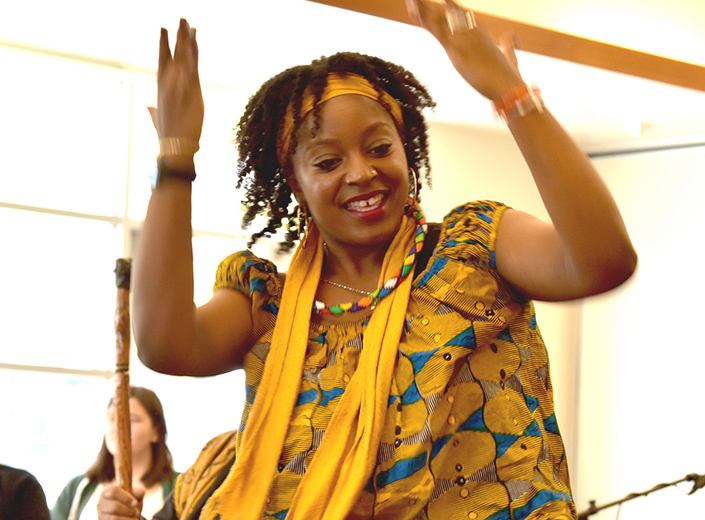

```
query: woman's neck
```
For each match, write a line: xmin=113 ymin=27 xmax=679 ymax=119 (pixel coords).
xmin=311 ymin=242 xmax=388 ymax=326
xmin=130 ymin=452 xmax=153 ymax=489
xmin=321 ymin=241 xmax=389 ymax=284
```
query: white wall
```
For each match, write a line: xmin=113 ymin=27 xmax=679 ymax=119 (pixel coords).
xmin=424 ymin=121 xmax=705 ymax=518
xmin=577 ymin=146 xmax=705 ymax=519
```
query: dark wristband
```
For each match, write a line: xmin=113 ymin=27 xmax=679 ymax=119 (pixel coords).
xmin=152 ymin=160 xmax=197 ymax=189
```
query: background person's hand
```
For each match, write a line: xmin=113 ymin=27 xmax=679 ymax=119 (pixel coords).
xmin=97 ymin=484 xmax=145 ymax=520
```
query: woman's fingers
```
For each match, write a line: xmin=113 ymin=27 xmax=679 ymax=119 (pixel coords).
xmin=406 ymin=0 xmax=420 ymax=24
xmin=498 ymin=30 xmax=520 ymax=69
xmin=173 ymin=18 xmax=190 ymax=64
xmin=160 ymin=19 xmax=198 ymax=76
xmin=157 ymin=28 xmax=171 ymax=80
xmin=169 ymin=19 xmax=201 ymax=94
xmin=409 ymin=0 xmax=524 ymax=99
xmin=147 ymin=106 xmax=158 ymax=130
xmin=174 ymin=19 xmax=199 ymax=73
xmin=190 ymin=27 xmax=200 ymax=80
xmin=412 ymin=0 xmax=450 ymax=40
xmin=152 ymin=18 xmax=204 ymax=141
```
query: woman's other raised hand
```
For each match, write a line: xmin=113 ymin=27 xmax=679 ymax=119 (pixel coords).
xmin=407 ymin=0 xmax=524 ymax=101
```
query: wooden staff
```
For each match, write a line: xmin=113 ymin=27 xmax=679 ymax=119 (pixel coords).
xmin=114 ymin=258 xmax=132 ymax=493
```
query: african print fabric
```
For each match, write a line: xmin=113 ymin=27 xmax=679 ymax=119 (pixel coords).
xmin=210 ymin=200 xmax=577 ymax=520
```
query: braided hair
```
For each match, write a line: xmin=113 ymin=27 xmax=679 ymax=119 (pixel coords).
xmin=235 ymin=51 xmax=436 ymax=251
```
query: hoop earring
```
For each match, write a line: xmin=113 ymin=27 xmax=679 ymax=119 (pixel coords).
xmin=409 ymin=168 xmax=419 ymax=207
xmin=297 ymin=204 xmax=311 ymax=248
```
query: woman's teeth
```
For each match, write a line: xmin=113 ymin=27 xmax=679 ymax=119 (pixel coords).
xmin=346 ymin=193 xmax=384 ymax=211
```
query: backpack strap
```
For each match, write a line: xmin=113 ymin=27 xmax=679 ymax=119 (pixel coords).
xmin=414 ymin=222 xmax=441 ymax=278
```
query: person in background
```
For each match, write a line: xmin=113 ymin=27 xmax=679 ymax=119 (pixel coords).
xmin=51 ymin=386 xmax=177 ymax=520
xmin=0 ymin=463 xmax=51 ymax=520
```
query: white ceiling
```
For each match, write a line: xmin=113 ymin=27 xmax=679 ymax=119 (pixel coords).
xmin=2 ymin=0 xmax=704 ymax=154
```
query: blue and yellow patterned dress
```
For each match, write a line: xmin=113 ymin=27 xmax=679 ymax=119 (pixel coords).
xmin=213 ymin=200 xmax=576 ymax=520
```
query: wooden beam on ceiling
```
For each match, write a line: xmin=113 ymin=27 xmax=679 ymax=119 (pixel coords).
xmin=306 ymin=0 xmax=705 ymax=93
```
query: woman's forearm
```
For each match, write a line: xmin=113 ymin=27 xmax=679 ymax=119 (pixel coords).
xmin=132 ymin=170 xmax=198 ymax=373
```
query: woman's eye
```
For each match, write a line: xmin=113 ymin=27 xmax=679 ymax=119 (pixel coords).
xmin=370 ymin=143 xmax=392 ymax=156
xmin=313 ymin=158 xmax=340 ymax=171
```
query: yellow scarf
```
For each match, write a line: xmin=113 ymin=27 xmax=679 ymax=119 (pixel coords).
xmin=199 ymin=212 xmax=418 ymax=520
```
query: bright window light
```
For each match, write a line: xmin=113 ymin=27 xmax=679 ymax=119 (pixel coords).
xmin=0 ymin=48 xmax=130 ymax=216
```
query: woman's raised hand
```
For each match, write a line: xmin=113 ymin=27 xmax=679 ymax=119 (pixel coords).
xmin=148 ymin=18 xmax=204 ymax=144
xmin=407 ymin=0 xmax=524 ymax=101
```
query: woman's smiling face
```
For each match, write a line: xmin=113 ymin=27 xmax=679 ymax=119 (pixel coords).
xmin=289 ymin=94 xmax=409 ymax=252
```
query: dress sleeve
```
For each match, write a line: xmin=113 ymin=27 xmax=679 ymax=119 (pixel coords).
xmin=213 ymin=251 xmax=281 ymax=336
xmin=435 ymin=200 xmax=509 ymax=270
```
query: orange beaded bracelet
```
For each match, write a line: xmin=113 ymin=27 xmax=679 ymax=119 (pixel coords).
xmin=492 ymin=84 xmax=544 ymax=123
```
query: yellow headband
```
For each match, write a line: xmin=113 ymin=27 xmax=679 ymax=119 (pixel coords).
xmin=277 ymin=73 xmax=404 ymax=164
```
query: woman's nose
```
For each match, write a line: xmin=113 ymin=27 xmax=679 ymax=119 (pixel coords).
xmin=345 ymin=160 xmax=377 ymax=185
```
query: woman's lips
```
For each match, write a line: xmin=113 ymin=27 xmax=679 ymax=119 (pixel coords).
xmin=345 ymin=193 xmax=388 ymax=220
xmin=345 ymin=192 xmax=385 ymax=212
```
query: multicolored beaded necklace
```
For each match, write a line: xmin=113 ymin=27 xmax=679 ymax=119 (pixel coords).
xmin=313 ymin=207 xmax=427 ymax=316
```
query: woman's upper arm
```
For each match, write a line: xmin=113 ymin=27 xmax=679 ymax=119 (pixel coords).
xmin=494 ymin=209 xmax=570 ymax=301
xmin=191 ymin=288 xmax=255 ymax=374
xmin=139 ymin=288 xmax=255 ymax=377
xmin=495 ymin=208 xmax=634 ymax=301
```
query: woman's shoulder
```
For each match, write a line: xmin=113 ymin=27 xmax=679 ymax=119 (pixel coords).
xmin=216 ymin=250 xmax=278 ymax=280
xmin=214 ymin=250 xmax=280 ymax=294
xmin=52 ymin=475 xmax=95 ymax=518
xmin=58 ymin=474 xmax=90 ymax=496
xmin=441 ymin=200 xmax=509 ymax=229
xmin=433 ymin=200 xmax=510 ymax=267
